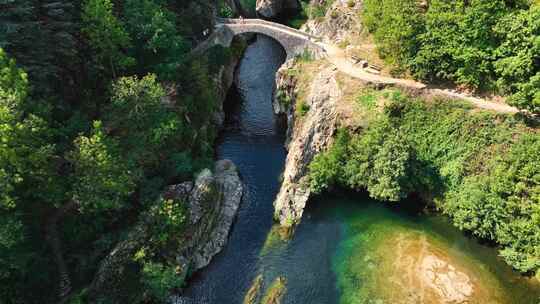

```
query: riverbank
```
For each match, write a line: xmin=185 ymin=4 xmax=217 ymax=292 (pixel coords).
xmin=271 ymin=51 xmax=540 ymax=279
xmin=269 ymin=0 xmax=540 ymax=279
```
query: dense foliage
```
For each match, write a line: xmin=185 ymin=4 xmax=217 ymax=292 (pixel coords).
xmin=309 ymin=89 xmax=540 ymax=274
xmin=0 ymin=0 xmax=239 ymax=302
xmin=363 ymin=0 xmax=540 ymax=113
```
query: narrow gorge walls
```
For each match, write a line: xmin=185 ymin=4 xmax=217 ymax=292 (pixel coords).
xmin=273 ymin=62 xmax=340 ymax=225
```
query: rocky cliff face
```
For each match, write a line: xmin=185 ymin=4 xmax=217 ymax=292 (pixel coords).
xmin=213 ymin=51 xmax=242 ymax=127
xmin=273 ymin=62 xmax=340 ymax=225
xmin=301 ymin=0 xmax=363 ymax=44
xmin=256 ymin=0 xmax=301 ymax=19
xmin=272 ymin=0 xmax=364 ymax=226
xmin=171 ymin=160 xmax=243 ymax=271
xmin=88 ymin=160 xmax=243 ymax=299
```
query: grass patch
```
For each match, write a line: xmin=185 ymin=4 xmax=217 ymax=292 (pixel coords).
xmin=357 ymin=91 xmax=377 ymax=109
xmin=296 ymin=100 xmax=310 ymax=117
xmin=295 ymin=49 xmax=315 ymax=63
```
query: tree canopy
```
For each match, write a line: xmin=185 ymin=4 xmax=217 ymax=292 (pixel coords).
xmin=363 ymin=0 xmax=540 ymax=113
xmin=0 ymin=0 xmax=235 ymax=302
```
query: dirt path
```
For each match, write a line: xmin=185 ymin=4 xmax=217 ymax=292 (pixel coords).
xmin=320 ymin=43 xmax=520 ymax=114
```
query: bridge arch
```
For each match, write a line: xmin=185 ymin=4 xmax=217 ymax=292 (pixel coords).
xmin=193 ymin=18 xmax=326 ymax=60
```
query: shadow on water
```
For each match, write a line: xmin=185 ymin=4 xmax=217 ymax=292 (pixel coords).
xmin=182 ymin=34 xmax=290 ymax=303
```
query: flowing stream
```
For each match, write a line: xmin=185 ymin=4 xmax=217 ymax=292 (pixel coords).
xmin=181 ymin=35 xmax=540 ymax=303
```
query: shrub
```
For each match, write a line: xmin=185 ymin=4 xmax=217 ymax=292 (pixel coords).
xmin=308 ymin=89 xmax=540 ymax=273
xmin=296 ymin=100 xmax=310 ymax=117
xmin=141 ymin=262 xmax=184 ymax=302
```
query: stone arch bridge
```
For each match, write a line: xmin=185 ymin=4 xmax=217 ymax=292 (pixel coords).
xmin=192 ymin=18 xmax=325 ymax=60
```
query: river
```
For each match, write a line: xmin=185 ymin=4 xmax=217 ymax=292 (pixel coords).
xmin=181 ymin=35 xmax=540 ymax=304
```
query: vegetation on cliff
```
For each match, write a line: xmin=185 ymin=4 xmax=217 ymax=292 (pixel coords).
xmin=309 ymin=88 xmax=540 ymax=275
xmin=0 ymin=0 xmax=239 ymax=302
xmin=363 ymin=0 xmax=540 ymax=113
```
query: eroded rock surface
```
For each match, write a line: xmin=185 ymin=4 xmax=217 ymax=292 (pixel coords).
xmin=273 ymin=64 xmax=340 ymax=225
xmin=301 ymin=0 xmax=363 ymax=44
xmin=420 ymin=255 xmax=474 ymax=303
xmin=88 ymin=160 xmax=243 ymax=300
xmin=174 ymin=160 xmax=244 ymax=270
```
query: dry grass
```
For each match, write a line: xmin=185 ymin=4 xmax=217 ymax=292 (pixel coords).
xmin=334 ymin=71 xmax=383 ymax=129
xmin=288 ymin=58 xmax=328 ymax=112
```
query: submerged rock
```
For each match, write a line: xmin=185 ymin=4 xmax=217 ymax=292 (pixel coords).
xmin=261 ymin=276 xmax=287 ymax=304
xmin=336 ymin=223 xmax=512 ymax=304
xmin=243 ymin=274 xmax=264 ymax=304
xmin=420 ymin=255 xmax=474 ymax=303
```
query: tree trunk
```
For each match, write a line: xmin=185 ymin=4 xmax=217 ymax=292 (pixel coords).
xmin=45 ymin=201 xmax=78 ymax=302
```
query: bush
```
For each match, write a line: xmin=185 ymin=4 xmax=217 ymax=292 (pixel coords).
xmin=308 ymin=0 xmax=334 ymax=19
xmin=141 ymin=262 xmax=184 ymax=302
xmin=296 ymin=101 xmax=310 ymax=117
xmin=309 ymin=130 xmax=349 ymax=193
xmin=363 ymin=0 xmax=540 ymax=113
xmin=363 ymin=0 xmax=424 ymax=70
xmin=308 ymin=89 xmax=540 ymax=273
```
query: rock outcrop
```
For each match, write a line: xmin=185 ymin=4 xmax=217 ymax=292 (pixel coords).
xmin=213 ymin=42 xmax=244 ymax=127
xmin=301 ymin=0 xmax=363 ymax=44
xmin=88 ymin=160 xmax=243 ymax=300
xmin=273 ymin=62 xmax=340 ymax=225
xmin=270 ymin=1 xmax=363 ymax=226
xmin=172 ymin=160 xmax=243 ymax=270
xmin=256 ymin=0 xmax=301 ymax=19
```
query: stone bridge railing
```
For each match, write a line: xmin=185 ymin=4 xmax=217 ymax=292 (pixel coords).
xmin=215 ymin=17 xmax=321 ymax=40
xmin=192 ymin=18 xmax=325 ymax=60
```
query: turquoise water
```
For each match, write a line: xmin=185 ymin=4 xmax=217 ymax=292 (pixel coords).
xmin=327 ymin=195 xmax=540 ymax=304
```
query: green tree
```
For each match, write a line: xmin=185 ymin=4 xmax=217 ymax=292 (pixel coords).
xmin=363 ymin=0 xmax=424 ymax=73
xmin=0 ymin=48 xmax=56 ymax=300
xmin=140 ymin=262 xmax=184 ymax=302
xmin=343 ymin=120 xmax=413 ymax=202
xmin=124 ymin=0 xmax=189 ymax=79
xmin=69 ymin=121 xmax=135 ymax=212
xmin=82 ymin=0 xmax=134 ymax=78
xmin=106 ymin=74 xmax=187 ymax=175
xmin=494 ymin=6 xmax=540 ymax=113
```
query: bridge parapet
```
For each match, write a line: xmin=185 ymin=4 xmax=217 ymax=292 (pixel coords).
xmin=215 ymin=18 xmax=321 ymax=40
xmin=193 ymin=18 xmax=325 ymax=60
xmin=215 ymin=18 xmax=325 ymax=60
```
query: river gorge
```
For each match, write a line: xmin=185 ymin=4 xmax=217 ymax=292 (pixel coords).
xmin=173 ymin=33 xmax=540 ymax=304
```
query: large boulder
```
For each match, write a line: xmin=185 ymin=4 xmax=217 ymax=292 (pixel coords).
xmin=256 ymin=0 xmax=301 ymax=19
xmin=87 ymin=160 xmax=243 ymax=300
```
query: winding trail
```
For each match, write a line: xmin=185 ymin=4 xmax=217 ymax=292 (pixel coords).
xmin=212 ymin=18 xmax=521 ymax=114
